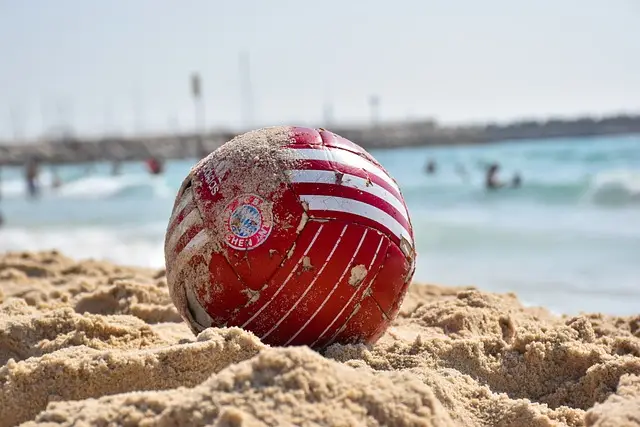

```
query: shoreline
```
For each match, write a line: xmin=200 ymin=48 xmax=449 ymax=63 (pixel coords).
xmin=1 ymin=113 xmax=639 ymax=166
xmin=1 ymin=249 xmax=638 ymax=426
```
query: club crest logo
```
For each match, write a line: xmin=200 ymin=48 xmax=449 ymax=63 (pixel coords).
xmin=223 ymin=194 xmax=273 ymax=250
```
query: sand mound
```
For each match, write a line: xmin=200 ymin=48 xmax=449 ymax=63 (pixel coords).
xmin=1 ymin=250 xmax=639 ymax=426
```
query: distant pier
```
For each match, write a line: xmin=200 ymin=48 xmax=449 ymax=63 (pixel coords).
xmin=1 ymin=114 xmax=639 ymax=166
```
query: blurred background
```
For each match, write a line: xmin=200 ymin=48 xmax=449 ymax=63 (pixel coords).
xmin=0 ymin=0 xmax=638 ymax=316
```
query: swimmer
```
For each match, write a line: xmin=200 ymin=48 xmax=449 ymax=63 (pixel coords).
xmin=25 ymin=156 xmax=41 ymax=198
xmin=146 ymin=156 xmax=165 ymax=175
xmin=424 ymin=159 xmax=437 ymax=175
xmin=485 ymin=163 xmax=504 ymax=190
xmin=512 ymin=172 xmax=522 ymax=188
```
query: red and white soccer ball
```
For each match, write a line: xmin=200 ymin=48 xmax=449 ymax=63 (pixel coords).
xmin=164 ymin=126 xmax=416 ymax=348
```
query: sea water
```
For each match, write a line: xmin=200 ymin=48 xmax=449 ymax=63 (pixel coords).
xmin=1 ymin=134 xmax=639 ymax=316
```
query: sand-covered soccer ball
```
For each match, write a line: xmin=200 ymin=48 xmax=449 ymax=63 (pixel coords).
xmin=164 ymin=126 xmax=416 ymax=348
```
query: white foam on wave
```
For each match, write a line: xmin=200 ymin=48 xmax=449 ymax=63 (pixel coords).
xmin=586 ymin=169 xmax=640 ymax=203
xmin=1 ymin=173 xmax=173 ymax=200
xmin=1 ymin=170 xmax=55 ymax=197
xmin=0 ymin=224 xmax=167 ymax=269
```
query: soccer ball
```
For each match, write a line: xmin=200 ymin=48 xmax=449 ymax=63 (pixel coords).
xmin=165 ymin=126 xmax=416 ymax=348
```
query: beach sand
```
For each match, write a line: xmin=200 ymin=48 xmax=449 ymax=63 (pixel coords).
xmin=0 ymin=250 xmax=639 ymax=426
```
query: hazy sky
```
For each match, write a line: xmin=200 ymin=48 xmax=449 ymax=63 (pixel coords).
xmin=1 ymin=0 xmax=639 ymax=140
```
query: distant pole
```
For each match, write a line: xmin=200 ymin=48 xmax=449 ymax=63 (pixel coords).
xmin=323 ymin=102 xmax=334 ymax=127
xmin=55 ymin=97 xmax=75 ymax=136
xmin=55 ymin=99 xmax=63 ymax=130
xmin=369 ymin=95 xmax=380 ymax=127
xmin=191 ymin=72 xmax=206 ymax=157
xmin=39 ymin=97 xmax=48 ymax=137
xmin=103 ymin=101 xmax=114 ymax=135
xmin=9 ymin=105 xmax=26 ymax=142
xmin=66 ymin=100 xmax=75 ymax=135
xmin=56 ymin=99 xmax=65 ymax=130
xmin=132 ymin=91 xmax=144 ymax=136
xmin=9 ymin=105 xmax=20 ymax=142
xmin=239 ymin=51 xmax=254 ymax=129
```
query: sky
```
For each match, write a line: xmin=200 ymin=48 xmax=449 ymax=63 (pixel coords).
xmin=1 ymin=0 xmax=639 ymax=140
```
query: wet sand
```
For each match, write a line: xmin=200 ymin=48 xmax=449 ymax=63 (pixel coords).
xmin=0 ymin=250 xmax=639 ymax=426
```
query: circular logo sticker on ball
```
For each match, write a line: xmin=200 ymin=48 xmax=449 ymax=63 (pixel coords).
xmin=223 ymin=193 xmax=273 ymax=250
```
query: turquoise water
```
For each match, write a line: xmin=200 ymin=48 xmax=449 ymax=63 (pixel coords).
xmin=1 ymin=134 xmax=639 ymax=316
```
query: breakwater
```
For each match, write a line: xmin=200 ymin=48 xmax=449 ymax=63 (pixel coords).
xmin=1 ymin=113 xmax=639 ymax=166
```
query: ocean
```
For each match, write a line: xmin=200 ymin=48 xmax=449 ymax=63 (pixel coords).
xmin=1 ymin=134 xmax=639 ymax=316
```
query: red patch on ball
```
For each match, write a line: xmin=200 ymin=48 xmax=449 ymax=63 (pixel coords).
xmin=164 ymin=126 xmax=416 ymax=348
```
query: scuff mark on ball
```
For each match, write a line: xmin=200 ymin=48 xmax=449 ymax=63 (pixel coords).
xmin=302 ymin=256 xmax=313 ymax=271
xmin=348 ymin=265 xmax=367 ymax=287
xmin=286 ymin=243 xmax=296 ymax=259
xmin=241 ymin=288 xmax=261 ymax=306
xmin=296 ymin=212 xmax=309 ymax=234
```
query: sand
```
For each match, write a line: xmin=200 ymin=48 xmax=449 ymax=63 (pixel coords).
xmin=0 ymin=251 xmax=639 ymax=426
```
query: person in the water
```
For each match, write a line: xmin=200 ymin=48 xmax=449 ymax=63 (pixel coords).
xmin=146 ymin=156 xmax=164 ymax=175
xmin=25 ymin=156 xmax=41 ymax=198
xmin=511 ymin=172 xmax=522 ymax=188
xmin=485 ymin=163 xmax=504 ymax=190
xmin=424 ymin=159 xmax=436 ymax=175
xmin=486 ymin=164 xmax=523 ymax=190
